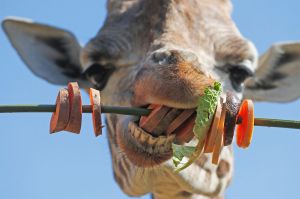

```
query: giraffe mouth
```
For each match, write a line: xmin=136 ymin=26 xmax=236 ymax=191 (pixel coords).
xmin=116 ymin=105 xmax=197 ymax=168
xmin=117 ymin=92 xmax=240 ymax=168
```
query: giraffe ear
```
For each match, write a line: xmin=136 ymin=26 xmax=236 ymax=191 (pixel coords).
xmin=243 ymin=42 xmax=300 ymax=102
xmin=2 ymin=17 xmax=91 ymax=87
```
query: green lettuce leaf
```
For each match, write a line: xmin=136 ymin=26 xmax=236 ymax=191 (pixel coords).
xmin=193 ymin=82 xmax=222 ymax=142
xmin=172 ymin=82 xmax=222 ymax=171
xmin=172 ymin=144 xmax=196 ymax=167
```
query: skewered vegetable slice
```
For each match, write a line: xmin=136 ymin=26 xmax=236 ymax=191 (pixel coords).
xmin=50 ymin=88 xmax=70 ymax=133
xmin=204 ymin=99 xmax=222 ymax=153
xmin=139 ymin=104 xmax=170 ymax=135
xmin=236 ymin=99 xmax=254 ymax=148
xmin=64 ymin=82 xmax=82 ymax=134
xmin=212 ymin=101 xmax=226 ymax=165
xmin=89 ymin=88 xmax=102 ymax=137
xmin=223 ymin=92 xmax=240 ymax=146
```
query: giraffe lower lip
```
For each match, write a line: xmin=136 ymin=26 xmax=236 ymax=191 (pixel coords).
xmin=117 ymin=119 xmax=175 ymax=167
xmin=123 ymin=106 xmax=196 ymax=167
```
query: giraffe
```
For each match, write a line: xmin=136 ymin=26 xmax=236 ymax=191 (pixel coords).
xmin=3 ymin=0 xmax=300 ymax=198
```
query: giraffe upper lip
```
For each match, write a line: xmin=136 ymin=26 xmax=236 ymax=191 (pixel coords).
xmin=132 ymin=100 xmax=198 ymax=110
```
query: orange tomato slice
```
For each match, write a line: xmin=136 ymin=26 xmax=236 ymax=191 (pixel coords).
xmin=236 ymin=99 xmax=254 ymax=148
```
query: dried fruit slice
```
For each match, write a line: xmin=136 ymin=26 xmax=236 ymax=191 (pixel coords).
xmin=212 ymin=102 xmax=226 ymax=165
xmin=173 ymin=113 xmax=196 ymax=143
xmin=166 ymin=109 xmax=195 ymax=135
xmin=64 ymin=82 xmax=82 ymax=134
xmin=212 ymin=127 xmax=224 ymax=165
xmin=223 ymin=92 xmax=240 ymax=146
xmin=139 ymin=104 xmax=159 ymax=127
xmin=139 ymin=104 xmax=170 ymax=136
xmin=89 ymin=88 xmax=102 ymax=137
xmin=236 ymin=99 xmax=254 ymax=148
xmin=152 ymin=108 xmax=181 ymax=135
xmin=50 ymin=88 xmax=70 ymax=133
xmin=204 ymin=99 xmax=222 ymax=153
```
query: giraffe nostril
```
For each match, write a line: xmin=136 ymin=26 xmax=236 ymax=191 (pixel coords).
xmin=152 ymin=50 xmax=174 ymax=65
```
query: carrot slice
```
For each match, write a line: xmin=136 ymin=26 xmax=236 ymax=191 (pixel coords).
xmin=236 ymin=99 xmax=254 ymax=148
xmin=204 ymin=99 xmax=222 ymax=153
xmin=89 ymin=88 xmax=102 ymax=137
xmin=212 ymin=101 xmax=226 ymax=164
xmin=139 ymin=104 xmax=170 ymax=135
xmin=64 ymin=82 xmax=82 ymax=134
xmin=50 ymin=88 xmax=70 ymax=133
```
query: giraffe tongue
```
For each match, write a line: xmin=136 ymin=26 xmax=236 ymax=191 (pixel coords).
xmin=139 ymin=104 xmax=196 ymax=142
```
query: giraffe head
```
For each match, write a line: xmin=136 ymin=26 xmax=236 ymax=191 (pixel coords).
xmin=3 ymin=0 xmax=300 ymax=198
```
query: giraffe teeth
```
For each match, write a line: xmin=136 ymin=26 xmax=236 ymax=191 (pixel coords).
xmin=139 ymin=131 xmax=148 ymax=143
xmin=128 ymin=121 xmax=169 ymax=146
xmin=147 ymin=136 xmax=158 ymax=145
xmin=129 ymin=122 xmax=141 ymax=139
xmin=156 ymin=136 xmax=166 ymax=146
xmin=167 ymin=134 xmax=175 ymax=143
xmin=128 ymin=121 xmax=175 ymax=156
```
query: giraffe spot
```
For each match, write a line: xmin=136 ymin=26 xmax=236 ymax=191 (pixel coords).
xmin=178 ymin=191 xmax=192 ymax=197
xmin=195 ymin=154 xmax=208 ymax=167
xmin=217 ymin=160 xmax=230 ymax=178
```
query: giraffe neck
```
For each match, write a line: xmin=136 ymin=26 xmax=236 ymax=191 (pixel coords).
xmin=151 ymin=175 xmax=225 ymax=199
xmin=105 ymin=114 xmax=233 ymax=199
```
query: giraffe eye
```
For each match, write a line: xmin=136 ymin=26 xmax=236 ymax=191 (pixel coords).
xmin=228 ymin=64 xmax=254 ymax=92
xmin=83 ymin=63 xmax=115 ymax=90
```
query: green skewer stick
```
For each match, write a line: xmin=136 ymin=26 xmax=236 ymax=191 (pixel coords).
xmin=0 ymin=104 xmax=151 ymax=116
xmin=0 ymin=104 xmax=300 ymax=129
xmin=254 ymin=118 xmax=300 ymax=129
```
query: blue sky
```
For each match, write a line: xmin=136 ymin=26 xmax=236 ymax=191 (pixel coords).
xmin=1 ymin=0 xmax=300 ymax=199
